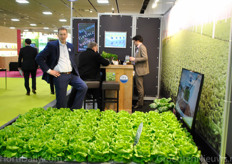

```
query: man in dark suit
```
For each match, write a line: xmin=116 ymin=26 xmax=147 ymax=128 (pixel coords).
xmin=36 ymin=27 xmax=88 ymax=110
xmin=129 ymin=35 xmax=149 ymax=109
xmin=67 ymin=42 xmax=110 ymax=110
xmin=18 ymin=38 xmax=38 ymax=95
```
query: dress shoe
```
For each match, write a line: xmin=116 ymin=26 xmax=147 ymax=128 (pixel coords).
xmin=26 ymin=92 xmax=30 ymax=96
xmin=133 ymin=105 xmax=143 ymax=109
xmin=32 ymin=89 xmax=36 ymax=94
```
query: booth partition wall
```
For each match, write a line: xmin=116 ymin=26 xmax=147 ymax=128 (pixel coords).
xmin=73 ymin=15 xmax=161 ymax=98
xmin=72 ymin=18 xmax=98 ymax=55
xmin=99 ymin=14 xmax=161 ymax=98
xmin=136 ymin=17 xmax=160 ymax=97
xmin=158 ymin=0 xmax=232 ymax=163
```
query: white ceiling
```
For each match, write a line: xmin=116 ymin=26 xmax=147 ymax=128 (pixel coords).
xmin=0 ymin=0 xmax=176 ymax=33
xmin=145 ymin=0 xmax=176 ymax=15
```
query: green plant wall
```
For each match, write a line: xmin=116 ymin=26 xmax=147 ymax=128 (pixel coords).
xmin=161 ymin=17 xmax=231 ymax=152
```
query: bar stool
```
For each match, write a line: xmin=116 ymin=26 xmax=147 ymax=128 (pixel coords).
xmin=84 ymin=81 xmax=100 ymax=109
xmin=102 ymin=81 xmax=120 ymax=112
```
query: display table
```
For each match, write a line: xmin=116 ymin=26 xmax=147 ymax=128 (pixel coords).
xmin=101 ymin=65 xmax=134 ymax=113
xmin=0 ymin=56 xmax=18 ymax=71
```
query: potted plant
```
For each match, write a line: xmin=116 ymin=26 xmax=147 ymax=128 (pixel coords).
xmin=101 ymin=51 xmax=118 ymax=64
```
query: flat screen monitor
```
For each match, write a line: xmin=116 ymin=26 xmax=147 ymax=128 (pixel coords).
xmin=104 ymin=31 xmax=127 ymax=48
xmin=78 ymin=23 xmax=96 ymax=52
xmin=175 ymin=68 xmax=204 ymax=130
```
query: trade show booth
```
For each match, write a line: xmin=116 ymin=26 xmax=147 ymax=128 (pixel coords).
xmin=0 ymin=0 xmax=232 ymax=163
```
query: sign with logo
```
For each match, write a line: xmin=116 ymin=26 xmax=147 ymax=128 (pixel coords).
xmin=120 ymin=75 xmax=128 ymax=83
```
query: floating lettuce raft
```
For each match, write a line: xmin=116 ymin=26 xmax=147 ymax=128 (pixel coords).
xmin=0 ymin=108 xmax=200 ymax=163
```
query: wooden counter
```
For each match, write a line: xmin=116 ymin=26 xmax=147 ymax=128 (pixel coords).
xmin=101 ymin=65 xmax=134 ymax=113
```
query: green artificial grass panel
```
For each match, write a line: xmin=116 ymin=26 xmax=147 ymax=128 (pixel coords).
xmin=0 ymin=77 xmax=70 ymax=126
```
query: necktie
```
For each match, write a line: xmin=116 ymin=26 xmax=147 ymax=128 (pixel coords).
xmin=135 ymin=47 xmax=138 ymax=52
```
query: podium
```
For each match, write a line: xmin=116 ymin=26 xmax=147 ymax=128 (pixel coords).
xmin=101 ymin=65 xmax=133 ymax=113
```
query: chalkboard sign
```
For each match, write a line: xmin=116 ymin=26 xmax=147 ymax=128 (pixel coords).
xmin=77 ymin=23 xmax=96 ymax=52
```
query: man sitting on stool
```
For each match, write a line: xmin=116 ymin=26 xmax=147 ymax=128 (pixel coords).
xmin=67 ymin=42 xmax=110 ymax=111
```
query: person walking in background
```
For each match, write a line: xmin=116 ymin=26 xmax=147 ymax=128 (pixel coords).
xmin=18 ymin=38 xmax=38 ymax=95
xmin=67 ymin=42 xmax=110 ymax=110
xmin=36 ymin=27 xmax=88 ymax=110
xmin=129 ymin=35 xmax=149 ymax=109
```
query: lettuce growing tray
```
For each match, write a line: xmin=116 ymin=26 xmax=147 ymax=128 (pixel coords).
xmin=0 ymin=108 xmax=201 ymax=164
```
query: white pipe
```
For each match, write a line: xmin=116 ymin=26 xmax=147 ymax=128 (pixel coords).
xmin=70 ymin=1 xmax=73 ymax=43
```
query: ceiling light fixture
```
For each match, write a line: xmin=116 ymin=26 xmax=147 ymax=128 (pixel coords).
xmin=24 ymin=29 xmax=29 ymax=32
xmin=152 ymin=0 xmax=160 ymax=8
xmin=97 ymin=0 xmax=109 ymax=4
xmin=16 ymin=0 xmax=29 ymax=4
xmin=43 ymin=11 xmax=52 ymax=15
xmin=11 ymin=18 xmax=20 ymax=21
xmin=10 ymin=27 xmax=16 ymax=29
xmin=59 ymin=19 xmax=67 ymax=22
xmin=67 ymin=0 xmax=78 ymax=1
xmin=112 ymin=7 xmax=114 ymax=10
xmin=44 ymin=27 xmax=49 ymax=29
xmin=152 ymin=3 xmax=157 ymax=8
xmin=30 ymin=24 xmax=37 ymax=26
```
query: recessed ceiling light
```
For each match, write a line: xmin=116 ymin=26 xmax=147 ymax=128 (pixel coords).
xmin=30 ymin=24 xmax=37 ymax=26
xmin=90 ymin=10 xmax=93 ymax=13
xmin=152 ymin=0 xmax=159 ymax=8
xmin=59 ymin=19 xmax=67 ymax=22
xmin=43 ymin=11 xmax=52 ymax=15
xmin=11 ymin=18 xmax=20 ymax=21
xmin=24 ymin=29 xmax=29 ymax=32
xmin=97 ymin=0 xmax=109 ymax=4
xmin=54 ymin=30 xmax=58 ymax=32
xmin=112 ymin=8 xmax=114 ymax=10
xmin=152 ymin=3 xmax=157 ymax=8
xmin=10 ymin=27 xmax=16 ymax=29
xmin=16 ymin=0 xmax=29 ymax=4
xmin=44 ymin=27 xmax=49 ymax=29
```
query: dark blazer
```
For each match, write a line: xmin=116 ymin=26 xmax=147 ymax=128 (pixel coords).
xmin=18 ymin=46 xmax=38 ymax=71
xmin=35 ymin=40 xmax=79 ymax=83
xmin=78 ymin=48 xmax=110 ymax=81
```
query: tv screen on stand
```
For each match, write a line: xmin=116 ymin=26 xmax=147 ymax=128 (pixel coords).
xmin=175 ymin=68 xmax=204 ymax=130
xmin=104 ymin=31 xmax=127 ymax=48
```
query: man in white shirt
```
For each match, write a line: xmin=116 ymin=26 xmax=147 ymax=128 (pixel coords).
xmin=36 ymin=27 xmax=88 ymax=110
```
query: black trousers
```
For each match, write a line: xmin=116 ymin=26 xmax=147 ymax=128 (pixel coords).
xmin=23 ymin=69 xmax=37 ymax=93
xmin=50 ymin=80 xmax=55 ymax=94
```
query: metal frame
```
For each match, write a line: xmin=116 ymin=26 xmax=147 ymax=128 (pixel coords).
xmin=157 ymin=17 xmax=163 ymax=98
xmin=219 ymin=16 xmax=232 ymax=164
